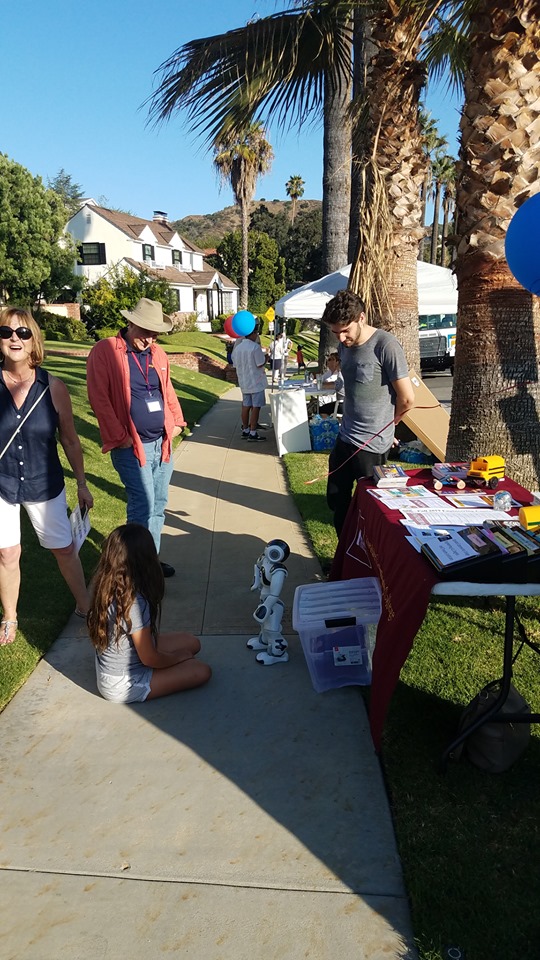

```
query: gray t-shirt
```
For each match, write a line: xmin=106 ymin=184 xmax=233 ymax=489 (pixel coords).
xmin=96 ymin=594 xmax=151 ymax=678
xmin=338 ymin=330 xmax=408 ymax=452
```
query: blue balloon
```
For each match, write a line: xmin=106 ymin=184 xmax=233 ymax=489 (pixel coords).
xmin=231 ymin=310 xmax=256 ymax=336
xmin=505 ymin=194 xmax=540 ymax=295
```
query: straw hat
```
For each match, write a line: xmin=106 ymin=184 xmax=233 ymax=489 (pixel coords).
xmin=120 ymin=298 xmax=172 ymax=333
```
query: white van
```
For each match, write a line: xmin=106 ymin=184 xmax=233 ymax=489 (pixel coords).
xmin=419 ymin=313 xmax=456 ymax=374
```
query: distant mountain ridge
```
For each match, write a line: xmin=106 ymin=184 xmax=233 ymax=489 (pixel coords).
xmin=173 ymin=198 xmax=321 ymax=248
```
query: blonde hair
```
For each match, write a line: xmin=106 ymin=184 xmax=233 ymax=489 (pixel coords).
xmin=0 ymin=306 xmax=45 ymax=367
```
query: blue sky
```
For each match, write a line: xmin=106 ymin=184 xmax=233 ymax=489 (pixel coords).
xmin=2 ymin=0 xmax=461 ymax=222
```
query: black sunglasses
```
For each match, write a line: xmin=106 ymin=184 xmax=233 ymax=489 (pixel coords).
xmin=0 ymin=326 xmax=33 ymax=341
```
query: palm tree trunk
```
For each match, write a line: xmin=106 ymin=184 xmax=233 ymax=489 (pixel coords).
xmin=447 ymin=0 xmax=540 ymax=487
xmin=240 ymin=200 xmax=249 ymax=310
xmin=348 ymin=5 xmax=425 ymax=372
xmin=440 ymin=195 xmax=451 ymax=267
xmin=430 ymin=182 xmax=442 ymax=264
xmin=319 ymin=26 xmax=352 ymax=367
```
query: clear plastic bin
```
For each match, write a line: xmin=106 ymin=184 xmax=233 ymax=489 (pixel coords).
xmin=292 ymin=578 xmax=382 ymax=693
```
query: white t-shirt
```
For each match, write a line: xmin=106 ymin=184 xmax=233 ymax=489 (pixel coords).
xmin=232 ymin=338 xmax=268 ymax=393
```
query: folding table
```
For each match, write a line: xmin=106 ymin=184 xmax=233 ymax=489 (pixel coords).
xmin=329 ymin=468 xmax=540 ymax=766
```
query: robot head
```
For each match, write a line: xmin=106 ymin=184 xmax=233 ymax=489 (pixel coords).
xmin=265 ymin=539 xmax=290 ymax=563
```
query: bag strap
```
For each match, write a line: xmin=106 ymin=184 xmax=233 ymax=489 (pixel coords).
xmin=0 ymin=385 xmax=50 ymax=461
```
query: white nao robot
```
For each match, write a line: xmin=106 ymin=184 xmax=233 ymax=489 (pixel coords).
xmin=247 ymin=539 xmax=290 ymax=665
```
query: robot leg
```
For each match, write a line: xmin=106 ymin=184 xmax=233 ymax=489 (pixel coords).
xmin=256 ymin=601 xmax=289 ymax=665
xmin=247 ymin=631 xmax=267 ymax=651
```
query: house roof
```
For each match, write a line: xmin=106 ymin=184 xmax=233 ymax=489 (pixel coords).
xmin=85 ymin=204 xmax=206 ymax=254
xmin=125 ymin=259 xmax=239 ymax=290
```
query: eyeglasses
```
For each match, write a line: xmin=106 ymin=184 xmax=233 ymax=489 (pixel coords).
xmin=0 ymin=326 xmax=33 ymax=341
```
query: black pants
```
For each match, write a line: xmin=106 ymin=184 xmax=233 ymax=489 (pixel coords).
xmin=327 ymin=436 xmax=388 ymax=537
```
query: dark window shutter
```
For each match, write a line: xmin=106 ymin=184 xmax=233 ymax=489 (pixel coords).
xmin=99 ymin=243 xmax=106 ymax=264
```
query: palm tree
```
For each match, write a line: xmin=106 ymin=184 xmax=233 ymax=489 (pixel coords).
xmin=347 ymin=1 xmax=446 ymax=369
xmin=145 ymin=2 xmax=353 ymax=367
xmin=214 ymin=123 xmax=273 ymax=309
xmin=146 ymin=0 xmax=447 ymax=369
xmin=429 ymin=151 xmax=455 ymax=264
xmin=285 ymin=174 xmax=305 ymax=224
xmin=418 ymin=107 xmax=446 ymax=237
xmin=427 ymin=0 xmax=540 ymax=487
xmin=439 ymin=161 xmax=457 ymax=266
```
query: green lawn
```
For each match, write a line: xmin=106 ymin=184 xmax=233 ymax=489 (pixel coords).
xmin=0 ymin=350 xmax=232 ymax=712
xmin=284 ymin=451 xmax=540 ymax=960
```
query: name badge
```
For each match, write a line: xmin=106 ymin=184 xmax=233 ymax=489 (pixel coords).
xmin=146 ymin=398 xmax=163 ymax=413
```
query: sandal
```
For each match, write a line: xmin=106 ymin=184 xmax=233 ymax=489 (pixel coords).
xmin=74 ymin=609 xmax=87 ymax=619
xmin=0 ymin=619 xmax=18 ymax=645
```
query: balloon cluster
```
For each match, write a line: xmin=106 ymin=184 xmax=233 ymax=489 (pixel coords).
xmin=224 ymin=310 xmax=257 ymax=338
xmin=505 ymin=194 xmax=540 ymax=295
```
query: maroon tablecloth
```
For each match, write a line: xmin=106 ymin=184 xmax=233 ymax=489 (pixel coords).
xmin=329 ymin=468 xmax=533 ymax=751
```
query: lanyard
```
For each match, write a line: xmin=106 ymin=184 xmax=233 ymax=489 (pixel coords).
xmin=130 ymin=351 xmax=152 ymax=393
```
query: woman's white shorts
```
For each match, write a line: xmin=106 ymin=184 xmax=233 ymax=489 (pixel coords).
xmin=0 ymin=488 xmax=72 ymax=550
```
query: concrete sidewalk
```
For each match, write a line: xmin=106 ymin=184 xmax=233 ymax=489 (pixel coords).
xmin=0 ymin=387 xmax=417 ymax=960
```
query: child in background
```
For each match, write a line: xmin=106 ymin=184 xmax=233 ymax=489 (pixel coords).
xmin=296 ymin=345 xmax=306 ymax=373
xmin=87 ymin=524 xmax=211 ymax=703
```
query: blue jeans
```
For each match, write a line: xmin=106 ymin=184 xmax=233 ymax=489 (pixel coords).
xmin=111 ymin=438 xmax=174 ymax=553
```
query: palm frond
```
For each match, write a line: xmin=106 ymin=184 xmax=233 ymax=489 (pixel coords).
xmin=145 ymin=3 xmax=354 ymax=145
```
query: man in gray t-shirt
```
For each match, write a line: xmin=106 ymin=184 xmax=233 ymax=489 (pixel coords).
xmin=321 ymin=290 xmax=414 ymax=535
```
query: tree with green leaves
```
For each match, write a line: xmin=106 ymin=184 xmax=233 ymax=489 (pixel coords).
xmin=285 ymin=174 xmax=305 ymax=224
xmin=47 ymin=168 xmax=85 ymax=219
xmin=83 ymin=264 xmax=178 ymax=332
xmin=249 ymin=205 xmax=290 ymax=251
xmin=283 ymin=206 xmax=323 ymax=286
xmin=0 ymin=153 xmax=80 ymax=305
xmin=214 ymin=123 xmax=273 ymax=309
xmin=213 ymin=229 xmax=285 ymax=314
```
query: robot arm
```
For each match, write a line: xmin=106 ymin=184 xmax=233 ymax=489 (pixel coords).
xmin=250 ymin=559 xmax=263 ymax=592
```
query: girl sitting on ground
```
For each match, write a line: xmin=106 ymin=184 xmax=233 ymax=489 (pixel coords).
xmin=87 ymin=523 xmax=211 ymax=703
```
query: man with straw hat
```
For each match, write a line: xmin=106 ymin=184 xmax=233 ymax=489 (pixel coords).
xmin=87 ymin=298 xmax=186 ymax=577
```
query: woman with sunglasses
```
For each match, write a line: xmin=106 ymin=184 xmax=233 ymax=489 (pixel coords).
xmin=0 ymin=306 xmax=94 ymax=645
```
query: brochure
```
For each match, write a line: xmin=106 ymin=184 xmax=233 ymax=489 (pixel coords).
xmin=70 ymin=505 xmax=91 ymax=554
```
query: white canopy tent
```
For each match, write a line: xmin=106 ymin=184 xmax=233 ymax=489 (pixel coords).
xmin=274 ymin=260 xmax=457 ymax=319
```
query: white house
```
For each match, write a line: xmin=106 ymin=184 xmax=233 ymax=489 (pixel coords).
xmin=66 ymin=201 xmax=239 ymax=329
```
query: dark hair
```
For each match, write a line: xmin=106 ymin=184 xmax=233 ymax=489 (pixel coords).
xmin=87 ymin=524 xmax=164 ymax=653
xmin=321 ymin=290 xmax=367 ymax=327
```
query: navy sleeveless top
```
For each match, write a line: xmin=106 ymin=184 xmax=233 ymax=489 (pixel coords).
xmin=0 ymin=367 xmax=65 ymax=504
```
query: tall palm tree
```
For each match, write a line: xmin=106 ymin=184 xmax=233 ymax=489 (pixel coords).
xmin=439 ymin=161 xmax=456 ymax=266
xmin=145 ymin=1 xmax=353 ymax=366
xmin=429 ymin=150 xmax=455 ymax=264
xmin=418 ymin=107 xmax=446 ymax=237
xmin=347 ymin=0 xmax=446 ymax=369
xmin=285 ymin=174 xmax=305 ymax=224
xmin=147 ymin=0 xmax=447 ymax=369
xmin=427 ymin=0 xmax=540 ymax=487
xmin=214 ymin=123 xmax=273 ymax=309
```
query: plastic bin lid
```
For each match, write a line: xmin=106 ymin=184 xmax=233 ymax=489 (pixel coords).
xmin=292 ymin=578 xmax=382 ymax=630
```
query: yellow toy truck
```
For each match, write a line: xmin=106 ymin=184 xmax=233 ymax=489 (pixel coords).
xmin=466 ymin=455 xmax=505 ymax=490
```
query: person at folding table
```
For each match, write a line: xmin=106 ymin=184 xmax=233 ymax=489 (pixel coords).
xmin=87 ymin=298 xmax=186 ymax=578
xmin=321 ymin=290 xmax=414 ymax=536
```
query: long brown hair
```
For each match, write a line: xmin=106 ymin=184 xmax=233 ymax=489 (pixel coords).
xmin=88 ymin=524 xmax=164 ymax=653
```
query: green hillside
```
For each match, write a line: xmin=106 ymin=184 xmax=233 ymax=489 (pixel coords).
xmin=173 ymin=198 xmax=321 ymax=248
